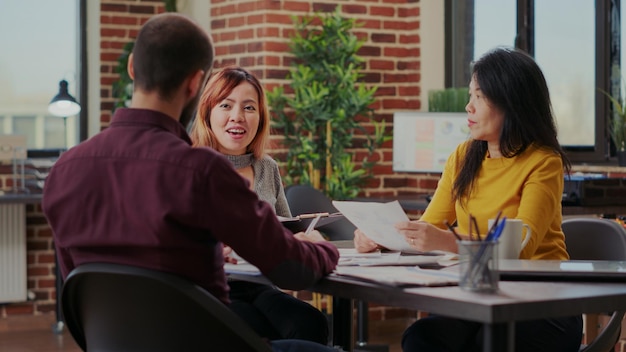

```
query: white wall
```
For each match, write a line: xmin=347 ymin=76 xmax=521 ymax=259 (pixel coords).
xmin=177 ymin=0 xmax=211 ymax=34
xmin=419 ymin=0 xmax=445 ymax=111
xmin=87 ymin=1 xmax=101 ymax=138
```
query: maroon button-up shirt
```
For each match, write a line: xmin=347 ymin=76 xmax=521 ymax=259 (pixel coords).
xmin=43 ymin=108 xmax=339 ymax=304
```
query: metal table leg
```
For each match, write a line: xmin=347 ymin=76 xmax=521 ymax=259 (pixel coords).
xmin=52 ymin=250 xmax=64 ymax=334
xmin=333 ymin=296 xmax=354 ymax=351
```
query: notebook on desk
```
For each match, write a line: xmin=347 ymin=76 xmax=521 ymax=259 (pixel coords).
xmin=499 ymin=259 xmax=626 ymax=282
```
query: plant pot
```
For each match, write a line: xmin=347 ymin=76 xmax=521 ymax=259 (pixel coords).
xmin=618 ymin=151 xmax=626 ymax=167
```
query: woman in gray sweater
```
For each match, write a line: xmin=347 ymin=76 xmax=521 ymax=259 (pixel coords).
xmin=189 ymin=66 xmax=329 ymax=345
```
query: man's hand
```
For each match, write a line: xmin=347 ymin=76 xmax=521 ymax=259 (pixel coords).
xmin=223 ymin=245 xmax=238 ymax=264
xmin=294 ymin=230 xmax=326 ymax=243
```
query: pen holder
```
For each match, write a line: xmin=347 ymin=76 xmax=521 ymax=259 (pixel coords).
xmin=457 ymin=240 xmax=499 ymax=292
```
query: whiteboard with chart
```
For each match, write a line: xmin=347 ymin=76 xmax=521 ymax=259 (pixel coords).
xmin=393 ymin=112 xmax=470 ymax=173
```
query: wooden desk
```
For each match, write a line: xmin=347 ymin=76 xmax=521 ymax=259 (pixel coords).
xmin=227 ymin=268 xmax=626 ymax=352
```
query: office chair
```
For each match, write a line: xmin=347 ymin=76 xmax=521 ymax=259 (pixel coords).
xmin=284 ymin=184 xmax=356 ymax=241
xmin=562 ymin=217 xmax=626 ymax=352
xmin=284 ymin=185 xmax=387 ymax=352
xmin=61 ymin=262 xmax=273 ymax=352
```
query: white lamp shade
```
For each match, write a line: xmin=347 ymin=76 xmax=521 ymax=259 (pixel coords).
xmin=48 ymin=80 xmax=81 ymax=117
xmin=48 ymin=100 xmax=81 ymax=117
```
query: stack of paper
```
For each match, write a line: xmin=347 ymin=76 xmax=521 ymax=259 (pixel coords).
xmin=338 ymin=248 xmax=455 ymax=267
xmin=334 ymin=266 xmax=459 ymax=287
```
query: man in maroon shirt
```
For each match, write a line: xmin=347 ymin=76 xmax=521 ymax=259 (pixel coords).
xmin=43 ymin=13 xmax=340 ymax=352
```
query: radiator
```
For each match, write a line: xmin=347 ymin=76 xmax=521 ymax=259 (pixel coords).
xmin=0 ymin=203 xmax=27 ymax=303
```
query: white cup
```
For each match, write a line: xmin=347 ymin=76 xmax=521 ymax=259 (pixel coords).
xmin=488 ymin=218 xmax=531 ymax=259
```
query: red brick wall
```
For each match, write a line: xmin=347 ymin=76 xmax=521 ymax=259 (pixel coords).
xmin=210 ymin=0 xmax=440 ymax=201
xmin=95 ymin=0 xmax=440 ymax=201
xmin=99 ymin=0 xmax=166 ymax=126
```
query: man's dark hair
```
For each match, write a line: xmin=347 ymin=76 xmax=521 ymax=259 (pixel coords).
xmin=132 ymin=13 xmax=213 ymax=100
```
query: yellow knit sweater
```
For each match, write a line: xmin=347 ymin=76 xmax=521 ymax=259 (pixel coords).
xmin=421 ymin=141 xmax=569 ymax=260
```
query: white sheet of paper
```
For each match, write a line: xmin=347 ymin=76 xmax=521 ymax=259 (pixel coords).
xmin=332 ymin=200 xmax=418 ymax=253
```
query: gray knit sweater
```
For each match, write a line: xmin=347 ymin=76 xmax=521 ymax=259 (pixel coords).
xmin=225 ymin=154 xmax=292 ymax=218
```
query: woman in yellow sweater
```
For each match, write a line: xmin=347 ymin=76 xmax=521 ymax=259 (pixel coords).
xmin=355 ymin=47 xmax=582 ymax=352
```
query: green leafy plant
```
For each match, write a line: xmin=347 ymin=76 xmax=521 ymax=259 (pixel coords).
xmin=112 ymin=41 xmax=134 ymax=111
xmin=600 ymin=87 xmax=626 ymax=153
xmin=428 ymin=87 xmax=469 ymax=112
xmin=267 ymin=6 xmax=389 ymax=200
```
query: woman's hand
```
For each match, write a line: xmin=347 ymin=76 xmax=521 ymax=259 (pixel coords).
xmin=354 ymin=229 xmax=380 ymax=253
xmin=395 ymin=220 xmax=458 ymax=253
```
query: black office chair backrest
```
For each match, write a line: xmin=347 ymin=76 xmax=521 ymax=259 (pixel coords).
xmin=61 ymin=263 xmax=273 ymax=352
xmin=284 ymin=184 xmax=356 ymax=240
xmin=562 ymin=217 xmax=626 ymax=261
xmin=561 ymin=217 xmax=626 ymax=352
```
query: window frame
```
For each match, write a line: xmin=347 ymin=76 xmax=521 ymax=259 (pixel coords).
xmin=25 ymin=0 xmax=86 ymax=158
xmin=445 ymin=0 xmax=616 ymax=164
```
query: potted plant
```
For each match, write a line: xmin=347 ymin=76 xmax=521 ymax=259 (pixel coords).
xmin=428 ymin=87 xmax=469 ymax=112
xmin=267 ymin=6 xmax=389 ymax=200
xmin=601 ymin=86 xmax=626 ymax=166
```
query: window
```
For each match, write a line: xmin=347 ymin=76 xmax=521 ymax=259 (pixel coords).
xmin=0 ymin=0 xmax=84 ymax=152
xmin=446 ymin=0 xmax=617 ymax=163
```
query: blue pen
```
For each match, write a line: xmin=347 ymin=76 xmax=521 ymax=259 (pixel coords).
xmin=467 ymin=217 xmax=507 ymax=287
xmin=484 ymin=217 xmax=507 ymax=242
xmin=490 ymin=217 xmax=507 ymax=242
xmin=472 ymin=218 xmax=505 ymax=263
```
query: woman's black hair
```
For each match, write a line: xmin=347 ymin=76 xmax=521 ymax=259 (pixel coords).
xmin=452 ymin=47 xmax=571 ymax=204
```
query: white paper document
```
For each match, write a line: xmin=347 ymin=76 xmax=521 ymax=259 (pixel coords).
xmin=334 ymin=266 xmax=459 ymax=287
xmin=338 ymin=248 xmax=454 ymax=267
xmin=224 ymin=262 xmax=262 ymax=275
xmin=332 ymin=200 xmax=418 ymax=253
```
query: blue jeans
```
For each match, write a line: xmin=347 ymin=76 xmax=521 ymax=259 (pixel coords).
xmin=270 ymin=339 xmax=342 ymax=352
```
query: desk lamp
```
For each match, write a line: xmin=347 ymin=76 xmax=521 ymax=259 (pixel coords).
xmin=49 ymin=80 xmax=81 ymax=117
xmin=48 ymin=79 xmax=81 ymax=148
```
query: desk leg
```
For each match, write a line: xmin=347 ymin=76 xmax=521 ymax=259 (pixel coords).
xmin=333 ymin=296 xmax=354 ymax=351
xmin=483 ymin=322 xmax=514 ymax=352
xmin=52 ymin=249 xmax=64 ymax=334
xmin=355 ymin=301 xmax=389 ymax=352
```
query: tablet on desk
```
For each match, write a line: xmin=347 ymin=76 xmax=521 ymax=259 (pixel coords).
xmin=499 ymin=259 xmax=626 ymax=282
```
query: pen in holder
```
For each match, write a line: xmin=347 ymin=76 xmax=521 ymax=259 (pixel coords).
xmin=457 ymin=217 xmax=506 ymax=292
xmin=457 ymin=240 xmax=498 ymax=292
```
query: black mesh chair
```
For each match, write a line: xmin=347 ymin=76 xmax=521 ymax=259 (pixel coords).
xmin=562 ymin=217 xmax=626 ymax=352
xmin=284 ymin=185 xmax=387 ymax=351
xmin=61 ymin=262 xmax=273 ymax=352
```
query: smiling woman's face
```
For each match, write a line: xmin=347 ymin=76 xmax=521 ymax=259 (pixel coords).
xmin=465 ymin=75 xmax=504 ymax=145
xmin=209 ymin=82 xmax=260 ymax=155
